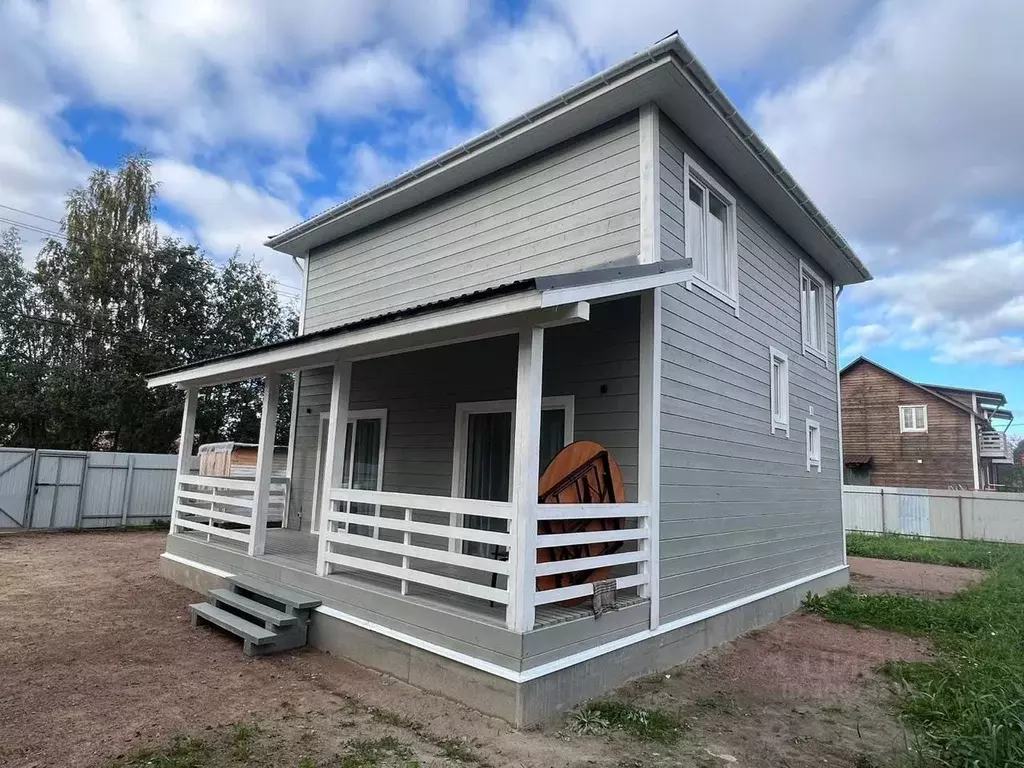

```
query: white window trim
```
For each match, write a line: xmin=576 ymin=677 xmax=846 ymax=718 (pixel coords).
xmin=806 ymin=418 xmax=821 ymax=472
xmin=799 ymin=260 xmax=828 ymax=362
xmin=683 ymin=155 xmax=739 ymax=312
xmin=449 ymin=396 xmax=574 ymax=554
xmin=769 ymin=346 xmax=790 ymax=437
xmin=450 ymin=396 xmax=575 ymax=500
xmin=310 ymin=408 xmax=388 ymax=534
xmin=899 ymin=404 xmax=929 ymax=433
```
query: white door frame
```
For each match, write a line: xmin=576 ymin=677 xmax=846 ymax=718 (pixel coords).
xmin=310 ymin=408 xmax=387 ymax=534
xmin=448 ymin=396 xmax=574 ymax=551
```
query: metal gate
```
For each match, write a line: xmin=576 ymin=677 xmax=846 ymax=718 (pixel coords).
xmin=0 ymin=448 xmax=35 ymax=528
xmin=30 ymin=451 xmax=87 ymax=529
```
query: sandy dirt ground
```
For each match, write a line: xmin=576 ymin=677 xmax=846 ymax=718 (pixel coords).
xmin=849 ymin=555 xmax=985 ymax=597
xmin=1 ymin=532 xmax=933 ymax=767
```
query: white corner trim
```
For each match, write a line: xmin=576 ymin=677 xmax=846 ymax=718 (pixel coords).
xmin=638 ymin=103 xmax=662 ymax=264
xmin=833 ymin=286 xmax=847 ymax=566
xmin=638 ymin=289 xmax=662 ymax=629
xmin=161 ymin=552 xmax=234 ymax=579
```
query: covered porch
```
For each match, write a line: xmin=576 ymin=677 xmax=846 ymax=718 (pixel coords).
xmin=150 ymin=262 xmax=687 ymax=639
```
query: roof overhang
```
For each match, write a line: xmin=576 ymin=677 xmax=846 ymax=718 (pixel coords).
xmin=265 ymin=35 xmax=869 ymax=287
xmin=147 ymin=260 xmax=691 ymax=390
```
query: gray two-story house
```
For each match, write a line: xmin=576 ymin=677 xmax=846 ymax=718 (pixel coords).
xmin=149 ymin=33 xmax=871 ymax=724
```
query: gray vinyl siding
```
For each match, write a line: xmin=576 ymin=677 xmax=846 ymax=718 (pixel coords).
xmin=303 ymin=115 xmax=641 ymax=333
xmin=289 ymin=298 xmax=640 ymax=532
xmin=657 ymin=115 xmax=844 ymax=625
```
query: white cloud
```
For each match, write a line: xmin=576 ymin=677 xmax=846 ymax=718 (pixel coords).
xmin=309 ymin=48 xmax=427 ymax=119
xmin=549 ymin=0 xmax=861 ymax=76
xmin=754 ymin=0 xmax=1024 ymax=264
xmin=455 ymin=18 xmax=589 ymax=127
xmin=842 ymin=323 xmax=894 ymax=359
xmin=846 ymin=242 xmax=1024 ymax=365
xmin=152 ymin=159 xmax=301 ymax=284
xmin=0 ymin=103 xmax=90 ymax=259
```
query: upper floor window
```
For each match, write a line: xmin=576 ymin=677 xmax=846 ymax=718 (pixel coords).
xmin=800 ymin=261 xmax=827 ymax=359
xmin=684 ymin=157 xmax=737 ymax=307
xmin=900 ymin=405 xmax=928 ymax=433
xmin=769 ymin=346 xmax=790 ymax=436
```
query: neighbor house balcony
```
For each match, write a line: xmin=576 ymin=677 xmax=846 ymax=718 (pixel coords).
xmin=979 ymin=430 xmax=1014 ymax=464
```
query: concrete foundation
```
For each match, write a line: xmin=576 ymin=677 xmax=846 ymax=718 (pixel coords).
xmin=160 ymin=550 xmax=848 ymax=725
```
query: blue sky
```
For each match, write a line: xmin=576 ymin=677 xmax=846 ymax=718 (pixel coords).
xmin=2 ymin=0 xmax=1023 ymax=430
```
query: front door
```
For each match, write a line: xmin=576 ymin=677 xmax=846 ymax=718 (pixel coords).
xmin=457 ymin=400 xmax=571 ymax=556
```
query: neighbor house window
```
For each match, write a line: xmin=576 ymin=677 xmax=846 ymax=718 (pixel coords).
xmin=684 ymin=157 xmax=738 ymax=307
xmin=806 ymin=419 xmax=821 ymax=472
xmin=800 ymin=261 xmax=827 ymax=359
xmin=769 ymin=347 xmax=789 ymax=436
xmin=899 ymin=405 xmax=928 ymax=433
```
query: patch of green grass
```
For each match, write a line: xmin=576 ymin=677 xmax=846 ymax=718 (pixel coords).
xmin=111 ymin=736 xmax=213 ymax=767
xmin=806 ymin=535 xmax=1024 ymax=766
xmin=336 ymin=736 xmax=414 ymax=768
xmin=846 ymin=532 xmax=1018 ymax=569
xmin=230 ymin=722 xmax=257 ymax=762
xmin=572 ymin=701 xmax=684 ymax=744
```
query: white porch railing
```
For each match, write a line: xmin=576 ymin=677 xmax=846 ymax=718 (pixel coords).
xmin=172 ymin=473 xmax=288 ymax=551
xmin=319 ymin=488 xmax=650 ymax=630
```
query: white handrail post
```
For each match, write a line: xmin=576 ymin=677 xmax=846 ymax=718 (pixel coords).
xmin=507 ymin=326 xmax=544 ymax=632
xmin=249 ymin=374 xmax=280 ymax=556
xmin=172 ymin=386 xmax=198 ymax=535
xmin=317 ymin=361 xmax=352 ymax=577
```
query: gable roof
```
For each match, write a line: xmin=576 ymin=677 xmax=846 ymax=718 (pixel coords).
xmin=265 ymin=33 xmax=870 ymax=286
xmin=840 ymin=356 xmax=993 ymax=419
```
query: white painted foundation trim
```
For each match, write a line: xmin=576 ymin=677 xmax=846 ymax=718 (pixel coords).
xmin=165 ymin=549 xmax=845 ymax=685
xmin=160 ymin=552 xmax=233 ymax=579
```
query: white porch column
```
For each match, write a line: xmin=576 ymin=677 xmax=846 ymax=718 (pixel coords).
xmin=507 ymin=326 xmax=544 ymax=632
xmin=249 ymin=374 xmax=281 ymax=556
xmin=316 ymin=361 xmax=353 ymax=577
xmin=171 ymin=387 xmax=198 ymax=534
xmin=638 ymin=289 xmax=662 ymax=629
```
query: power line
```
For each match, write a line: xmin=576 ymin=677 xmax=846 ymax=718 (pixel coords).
xmin=0 ymin=202 xmax=63 ymax=225
xmin=0 ymin=207 xmax=302 ymax=297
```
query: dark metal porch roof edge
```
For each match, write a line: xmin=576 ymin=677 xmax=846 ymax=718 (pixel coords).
xmin=146 ymin=260 xmax=690 ymax=383
xmin=146 ymin=278 xmax=537 ymax=380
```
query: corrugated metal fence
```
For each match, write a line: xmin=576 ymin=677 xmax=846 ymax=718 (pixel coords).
xmin=844 ymin=485 xmax=1024 ymax=544
xmin=0 ymin=448 xmax=176 ymax=530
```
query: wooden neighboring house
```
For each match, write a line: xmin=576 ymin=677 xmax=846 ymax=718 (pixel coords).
xmin=840 ymin=357 xmax=1014 ymax=489
xmin=147 ymin=34 xmax=871 ymax=724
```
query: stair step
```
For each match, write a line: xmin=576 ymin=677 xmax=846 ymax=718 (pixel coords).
xmin=209 ymin=589 xmax=298 ymax=627
xmin=190 ymin=602 xmax=277 ymax=646
xmin=228 ymin=575 xmax=321 ymax=611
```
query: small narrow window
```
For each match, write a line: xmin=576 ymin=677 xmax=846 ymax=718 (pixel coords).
xmin=684 ymin=157 xmax=738 ymax=307
xmin=806 ymin=419 xmax=821 ymax=472
xmin=899 ymin=405 xmax=928 ymax=433
xmin=769 ymin=347 xmax=789 ymax=436
xmin=800 ymin=262 xmax=827 ymax=359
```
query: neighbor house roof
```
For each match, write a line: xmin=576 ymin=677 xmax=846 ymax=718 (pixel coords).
xmin=147 ymin=260 xmax=691 ymax=389
xmin=265 ymin=33 xmax=870 ymax=286
xmin=839 ymin=356 xmax=1009 ymax=421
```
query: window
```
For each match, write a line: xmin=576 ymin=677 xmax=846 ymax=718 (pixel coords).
xmin=684 ymin=157 xmax=737 ymax=306
xmin=311 ymin=409 xmax=387 ymax=534
xmin=899 ymin=405 xmax=928 ymax=433
xmin=800 ymin=261 xmax=827 ymax=359
xmin=452 ymin=397 xmax=574 ymax=557
xmin=806 ymin=419 xmax=821 ymax=472
xmin=769 ymin=347 xmax=790 ymax=436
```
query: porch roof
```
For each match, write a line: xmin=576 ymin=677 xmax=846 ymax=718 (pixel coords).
xmin=147 ymin=259 xmax=691 ymax=390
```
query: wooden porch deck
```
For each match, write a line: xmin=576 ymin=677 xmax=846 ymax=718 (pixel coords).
xmin=180 ymin=527 xmax=643 ymax=630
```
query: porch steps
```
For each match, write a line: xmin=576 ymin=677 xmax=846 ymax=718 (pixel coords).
xmin=189 ymin=576 xmax=321 ymax=657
